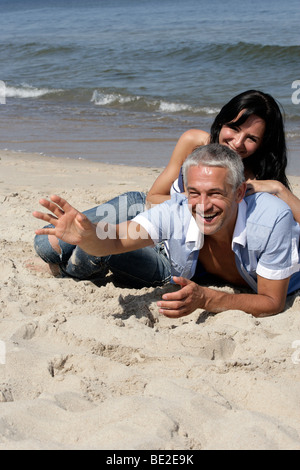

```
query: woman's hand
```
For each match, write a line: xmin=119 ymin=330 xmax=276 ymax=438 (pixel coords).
xmin=246 ymin=179 xmax=284 ymax=197
xmin=245 ymin=179 xmax=300 ymax=224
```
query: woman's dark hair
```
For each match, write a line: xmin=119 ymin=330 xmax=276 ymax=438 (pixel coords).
xmin=210 ymin=90 xmax=290 ymax=188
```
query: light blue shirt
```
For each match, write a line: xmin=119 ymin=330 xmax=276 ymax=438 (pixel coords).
xmin=134 ymin=193 xmax=300 ymax=294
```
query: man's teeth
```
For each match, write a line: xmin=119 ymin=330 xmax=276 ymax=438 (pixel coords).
xmin=203 ymin=214 xmax=217 ymax=221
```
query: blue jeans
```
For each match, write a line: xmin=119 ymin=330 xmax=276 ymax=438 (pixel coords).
xmin=34 ymin=191 xmax=171 ymax=287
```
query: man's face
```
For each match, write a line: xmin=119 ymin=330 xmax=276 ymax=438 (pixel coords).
xmin=186 ymin=165 xmax=245 ymax=236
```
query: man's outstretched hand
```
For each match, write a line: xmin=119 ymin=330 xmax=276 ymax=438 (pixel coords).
xmin=33 ymin=195 xmax=96 ymax=246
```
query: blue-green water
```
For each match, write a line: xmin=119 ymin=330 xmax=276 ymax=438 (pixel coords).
xmin=0 ymin=0 xmax=299 ymax=172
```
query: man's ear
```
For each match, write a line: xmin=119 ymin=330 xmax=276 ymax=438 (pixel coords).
xmin=235 ymin=182 xmax=247 ymax=203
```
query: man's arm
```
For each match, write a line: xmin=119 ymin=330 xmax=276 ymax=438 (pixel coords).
xmin=158 ymin=275 xmax=290 ymax=318
xmin=33 ymin=195 xmax=153 ymax=256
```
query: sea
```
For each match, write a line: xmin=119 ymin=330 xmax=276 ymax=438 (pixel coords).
xmin=0 ymin=0 xmax=299 ymax=173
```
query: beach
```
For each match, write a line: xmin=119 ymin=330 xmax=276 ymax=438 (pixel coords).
xmin=0 ymin=149 xmax=299 ymax=450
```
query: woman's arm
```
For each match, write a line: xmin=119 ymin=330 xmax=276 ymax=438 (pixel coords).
xmin=246 ymin=180 xmax=300 ymax=224
xmin=146 ymin=129 xmax=209 ymax=206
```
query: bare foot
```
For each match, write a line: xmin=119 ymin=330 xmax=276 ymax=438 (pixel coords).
xmin=48 ymin=263 xmax=61 ymax=277
xmin=24 ymin=259 xmax=61 ymax=277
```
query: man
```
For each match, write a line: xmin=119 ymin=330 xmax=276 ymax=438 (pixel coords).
xmin=33 ymin=144 xmax=300 ymax=318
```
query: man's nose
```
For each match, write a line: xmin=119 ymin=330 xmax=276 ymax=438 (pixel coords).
xmin=198 ymin=194 xmax=213 ymax=211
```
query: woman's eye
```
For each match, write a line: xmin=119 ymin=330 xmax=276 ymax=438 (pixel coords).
xmin=226 ymin=123 xmax=238 ymax=130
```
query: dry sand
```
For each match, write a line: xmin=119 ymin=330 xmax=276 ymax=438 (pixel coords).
xmin=0 ymin=149 xmax=300 ymax=450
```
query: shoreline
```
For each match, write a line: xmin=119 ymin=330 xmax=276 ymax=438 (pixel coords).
xmin=0 ymin=149 xmax=300 ymax=450
xmin=1 ymin=147 xmax=300 ymax=191
xmin=0 ymin=148 xmax=164 ymax=174
xmin=1 ymin=119 xmax=300 ymax=174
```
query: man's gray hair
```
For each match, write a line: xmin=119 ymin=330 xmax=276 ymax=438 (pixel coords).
xmin=182 ymin=143 xmax=245 ymax=190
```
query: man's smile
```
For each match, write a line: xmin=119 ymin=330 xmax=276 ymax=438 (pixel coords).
xmin=194 ymin=210 xmax=221 ymax=224
xmin=202 ymin=213 xmax=219 ymax=222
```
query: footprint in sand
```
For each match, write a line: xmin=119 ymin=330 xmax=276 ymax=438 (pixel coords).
xmin=0 ymin=259 xmax=16 ymax=281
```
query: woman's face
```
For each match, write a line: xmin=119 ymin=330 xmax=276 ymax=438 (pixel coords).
xmin=219 ymin=111 xmax=266 ymax=159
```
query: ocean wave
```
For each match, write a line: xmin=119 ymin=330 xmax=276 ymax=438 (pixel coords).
xmin=0 ymin=42 xmax=76 ymax=56
xmin=3 ymin=40 xmax=298 ymax=67
xmin=219 ymin=42 xmax=300 ymax=64
xmin=2 ymin=84 xmax=218 ymax=116
xmin=4 ymin=84 xmax=63 ymax=99
xmin=287 ymin=131 xmax=300 ymax=140
xmin=91 ymin=90 xmax=142 ymax=106
xmin=159 ymin=101 xmax=219 ymax=115
xmin=159 ymin=101 xmax=194 ymax=113
xmin=91 ymin=90 xmax=219 ymax=115
xmin=164 ymin=41 xmax=300 ymax=66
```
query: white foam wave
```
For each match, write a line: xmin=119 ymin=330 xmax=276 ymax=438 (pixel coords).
xmin=159 ymin=101 xmax=219 ymax=115
xmin=287 ymin=131 xmax=300 ymax=139
xmin=159 ymin=101 xmax=192 ymax=113
xmin=91 ymin=90 xmax=140 ymax=106
xmin=202 ymin=106 xmax=220 ymax=115
xmin=4 ymin=84 xmax=63 ymax=99
xmin=91 ymin=90 xmax=219 ymax=115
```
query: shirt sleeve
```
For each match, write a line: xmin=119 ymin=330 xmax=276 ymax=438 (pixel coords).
xmin=256 ymin=210 xmax=300 ymax=280
xmin=133 ymin=200 xmax=172 ymax=244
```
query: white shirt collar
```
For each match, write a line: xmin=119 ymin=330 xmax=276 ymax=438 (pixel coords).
xmin=232 ymin=199 xmax=247 ymax=248
xmin=186 ymin=214 xmax=204 ymax=249
xmin=184 ymin=199 xmax=247 ymax=250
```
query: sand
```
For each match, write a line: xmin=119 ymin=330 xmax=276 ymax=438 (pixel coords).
xmin=0 ymin=149 xmax=300 ymax=450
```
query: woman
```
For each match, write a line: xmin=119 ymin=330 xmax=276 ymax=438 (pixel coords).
xmin=147 ymin=90 xmax=298 ymax=212
xmin=34 ymin=90 xmax=300 ymax=285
